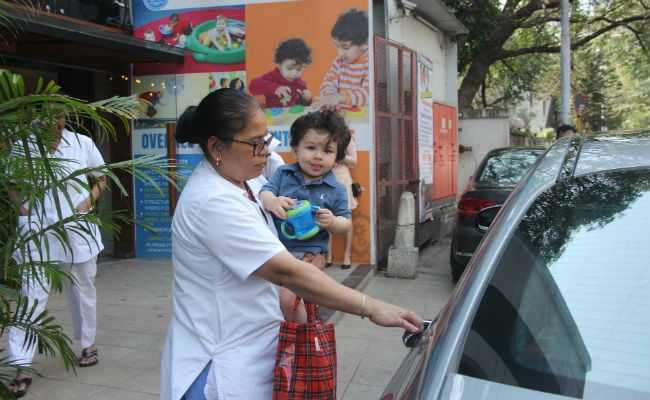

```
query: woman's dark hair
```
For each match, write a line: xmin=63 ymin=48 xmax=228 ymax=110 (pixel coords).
xmin=331 ymin=8 xmax=368 ymax=45
xmin=175 ymin=88 xmax=263 ymax=155
xmin=289 ymin=110 xmax=351 ymax=161
xmin=273 ymin=38 xmax=312 ymax=65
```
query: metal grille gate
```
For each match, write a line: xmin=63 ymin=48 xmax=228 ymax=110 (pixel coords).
xmin=374 ymin=36 xmax=419 ymax=267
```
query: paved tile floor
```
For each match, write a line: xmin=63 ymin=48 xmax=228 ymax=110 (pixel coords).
xmin=1 ymin=237 xmax=454 ymax=399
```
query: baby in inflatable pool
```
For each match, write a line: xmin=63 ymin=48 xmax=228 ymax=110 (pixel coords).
xmin=200 ymin=14 xmax=232 ymax=51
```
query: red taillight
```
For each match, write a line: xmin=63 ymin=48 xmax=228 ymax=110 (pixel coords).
xmin=457 ymin=198 xmax=498 ymax=216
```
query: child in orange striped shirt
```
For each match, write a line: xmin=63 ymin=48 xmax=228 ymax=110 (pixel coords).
xmin=314 ymin=8 xmax=369 ymax=111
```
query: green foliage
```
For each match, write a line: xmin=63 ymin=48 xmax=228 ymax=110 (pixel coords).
xmin=534 ymin=3 xmax=649 ymax=130
xmin=442 ymin=0 xmax=650 ymax=118
xmin=537 ymin=127 xmax=555 ymax=139
xmin=486 ymin=52 xmax=554 ymax=108
xmin=0 ymin=68 xmax=182 ymax=390
xmin=573 ymin=46 xmax=623 ymax=131
xmin=443 ymin=0 xmax=502 ymax=77
xmin=600 ymin=22 xmax=650 ymax=129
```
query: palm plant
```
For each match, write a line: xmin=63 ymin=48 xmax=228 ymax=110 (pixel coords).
xmin=0 ymin=69 xmax=179 ymax=398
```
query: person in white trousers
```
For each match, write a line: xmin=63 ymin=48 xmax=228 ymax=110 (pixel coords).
xmin=6 ymin=112 xmax=106 ymax=398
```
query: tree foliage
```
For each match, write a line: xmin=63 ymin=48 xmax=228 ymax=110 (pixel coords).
xmin=443 ymin=0 xmax=650 ymax=120
xmin=572 ymin=46 xmax=623 ymax=131
xmin=602 ymin=19 xmax=650 ymax=128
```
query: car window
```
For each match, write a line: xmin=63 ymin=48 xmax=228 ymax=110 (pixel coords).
xmin=457 ymin=168 xmax=650 ymax=399
xmin=477 ymin=150 xmax=542 ymax=185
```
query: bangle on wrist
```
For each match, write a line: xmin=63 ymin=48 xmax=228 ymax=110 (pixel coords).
xmin=360 ymin=295 xmax=367 ymax=319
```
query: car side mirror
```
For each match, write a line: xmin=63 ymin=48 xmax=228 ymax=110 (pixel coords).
xmin=475 ymin=205 xmax=502 ymax=232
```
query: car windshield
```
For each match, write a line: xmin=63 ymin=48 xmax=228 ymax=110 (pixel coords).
xmin=459 ymin=168 xmax=650 ymax=399
xmin=477 ymin=149 xmax=543 ymax=185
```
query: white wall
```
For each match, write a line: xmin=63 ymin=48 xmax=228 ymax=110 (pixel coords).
xmin=385 ymin=2 xmax=455 ymax=105
xmin=444 ymin=45 xmax=459 ymax=106
xmin=457 ymin=115 xmax=511 ymax=191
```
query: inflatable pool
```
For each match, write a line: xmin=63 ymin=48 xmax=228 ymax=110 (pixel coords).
xmin=185 ymin=19 xmax=246 ymax=64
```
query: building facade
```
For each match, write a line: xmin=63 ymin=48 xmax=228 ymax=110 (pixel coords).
xmin=2 ymin=0 xmax=466 ymax=267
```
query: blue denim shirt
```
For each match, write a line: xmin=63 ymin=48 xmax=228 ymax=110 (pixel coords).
xmin=261 ymin=163 xmax=351 ymax=254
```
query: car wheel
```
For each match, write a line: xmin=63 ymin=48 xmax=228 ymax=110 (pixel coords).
xmin=449 ymin=247 xmax=464 ymax=282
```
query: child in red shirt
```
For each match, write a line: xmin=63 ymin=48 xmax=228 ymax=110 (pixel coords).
xmin=249 ymin=38 xmax=313 ymax=108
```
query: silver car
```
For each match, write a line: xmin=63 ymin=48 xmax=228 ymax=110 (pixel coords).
xmin=381 ymin=129 xmax=650 ymax=400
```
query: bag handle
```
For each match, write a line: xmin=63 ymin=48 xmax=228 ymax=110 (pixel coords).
xmin=292 ymin=296 xmax=323 ymax=323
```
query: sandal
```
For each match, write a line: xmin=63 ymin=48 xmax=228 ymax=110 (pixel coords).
xmin=79 ymin=348 xmax=99 ymax=367
xmin=8 ymin=376 xmax=32 ymax=398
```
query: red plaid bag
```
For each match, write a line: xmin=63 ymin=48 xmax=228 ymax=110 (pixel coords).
xmin=273 ymin=297 xmax=337 ymax=400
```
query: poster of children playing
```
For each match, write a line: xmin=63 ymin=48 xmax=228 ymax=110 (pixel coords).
xmin=130 ymin=0 xmax=370 ymax=258
xmin=132 ymin=0 xmax=368 ymax=121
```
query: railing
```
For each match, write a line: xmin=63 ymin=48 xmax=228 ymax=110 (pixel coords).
xmin=460 ymin=108 xmax=510 ymax=119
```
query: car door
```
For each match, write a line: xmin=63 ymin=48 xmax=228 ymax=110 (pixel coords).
xmin=436 ymin=169 xmax=650 ymax=400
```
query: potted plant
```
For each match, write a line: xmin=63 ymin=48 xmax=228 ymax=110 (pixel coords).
xmin=0 ymin=69 xmax=179 ymax=397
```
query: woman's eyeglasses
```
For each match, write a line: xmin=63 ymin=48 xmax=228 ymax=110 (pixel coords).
xmin=225 ymin=132 xmax=274 ymax=156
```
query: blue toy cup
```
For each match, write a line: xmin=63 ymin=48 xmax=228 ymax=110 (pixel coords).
xmin=281 ymin=200 xmax=321 ymax=240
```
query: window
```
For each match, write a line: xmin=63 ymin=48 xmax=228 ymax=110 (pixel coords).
xmin=458 ymin=169 xmax=650 ymax=398
xmin=477 ymin=149 xmax=543 ymax=185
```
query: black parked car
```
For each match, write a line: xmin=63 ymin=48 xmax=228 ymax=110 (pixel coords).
xmin=381 ymin=129 xmax=650 ymax=400
xmin=450 ymin=146 xmax=545 ymax=280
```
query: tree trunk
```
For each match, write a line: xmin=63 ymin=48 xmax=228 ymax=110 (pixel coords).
xmin=458 ymin=57 xmax=491 ymax=109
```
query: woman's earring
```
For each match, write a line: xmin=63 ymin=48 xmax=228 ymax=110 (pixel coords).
xmin=214 ymin=158 xmax=220 ymax=166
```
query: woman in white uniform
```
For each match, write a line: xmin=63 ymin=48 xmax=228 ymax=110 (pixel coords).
xmin=160 ymin=88 xmax=423 ymax=400
xmin=7 ymin=113 xmax=105 ymax=397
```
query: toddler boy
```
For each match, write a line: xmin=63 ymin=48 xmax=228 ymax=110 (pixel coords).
xmin=260 ymin=110 xmax=352 ymax=268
